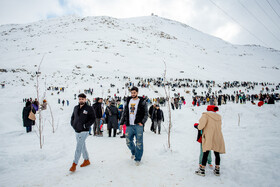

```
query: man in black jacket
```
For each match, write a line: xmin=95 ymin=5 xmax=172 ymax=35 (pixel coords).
xmin=120 ymin=87 xmax=148 ymax=166
xmin=152 ymin=105 xmax=164 ymax=134
xmin=148 ymin=103 xmax=156 ymax=132
xmin=69 ymin=93 xmax=95 ymax=172
xmin=92 ymin=97 xmax=103 ymax=136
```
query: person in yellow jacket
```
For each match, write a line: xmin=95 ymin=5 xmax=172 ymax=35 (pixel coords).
xmin=195 ymin=105 xmax=225 ymax=177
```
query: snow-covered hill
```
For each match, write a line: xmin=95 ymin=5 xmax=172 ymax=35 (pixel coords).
xmin=0 ymin=15 xmax=279 ymax=83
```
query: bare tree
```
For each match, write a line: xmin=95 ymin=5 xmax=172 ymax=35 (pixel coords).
xmin=47 ymin=103 xmax=56 ymax=133
xmin=35 ymin=55 xmax=45 ymax=149
xmin=163 ymin=60 xmax=172 ymax=149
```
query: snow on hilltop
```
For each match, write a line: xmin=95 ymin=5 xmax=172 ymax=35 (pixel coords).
xmin=0 ymin=15 xmax=279 ymax=82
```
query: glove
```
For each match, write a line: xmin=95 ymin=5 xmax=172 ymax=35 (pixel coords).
xmin=194 ymin=123 xmax=199 ymax=129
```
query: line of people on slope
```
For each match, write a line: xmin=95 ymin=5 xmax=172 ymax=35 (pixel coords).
xmin=192 ymin=93 xmax=278 ymax=107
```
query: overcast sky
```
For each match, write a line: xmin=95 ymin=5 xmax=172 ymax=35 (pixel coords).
xmin=0 ymin=0 xmax=280 ymax=50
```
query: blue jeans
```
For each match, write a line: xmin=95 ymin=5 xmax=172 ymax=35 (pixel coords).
xmin=73 ymin=131 xmax=89 ymax=164
xmin=199 ymin=143 xmax=212 ymax=165
xmin=126 ymin=125 xmax=144 ymax=162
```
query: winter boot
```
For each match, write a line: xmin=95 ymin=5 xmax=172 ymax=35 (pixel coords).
xmin=80 ymin=160 xmax=90 ymax=167
xmin=195 ymin=166 xmax=205 ymax=176
xmin=120 ymin=133 xmax=126 ymax=138
xmin=69 ymin=163 xmax=77 ymax=172
xmin=113 ymin=129 xmax=117 ymax=137
xmin=214 ymin=166 xmax=220 ymax=176
xmin=135 ymin=161 xmax=140 ymax=166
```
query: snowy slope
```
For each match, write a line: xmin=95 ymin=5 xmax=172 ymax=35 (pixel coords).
xmin=0 ymin=15 xmax=279 ymax=83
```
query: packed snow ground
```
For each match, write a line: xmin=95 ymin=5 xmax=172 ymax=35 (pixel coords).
xmin=0 ymin=83 xmax=279 ymax=187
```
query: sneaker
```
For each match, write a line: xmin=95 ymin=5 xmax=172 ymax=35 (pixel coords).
xmin=214 ymin=167 xmax=220 ymax=176
xmin=209 ymin=164 xmax=213 ymax=168
xmin=131 ymin=155 xmax=135 ymax=160
xmin=135 ymin=161 xmax=140 ymax=166
xmin=195 ymin=166 xmax=205 ymax=176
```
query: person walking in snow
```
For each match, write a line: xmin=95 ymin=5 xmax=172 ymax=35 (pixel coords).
xmin=195 ymin=105 xmax=225 ymax=177
xmin=178 ymin=99 xmax=183 ymax=109
xmin=32 ymin=99 xmax=39 ymax=111
xmin=92 ymin=97 xmax=103 ymax=136
xmin=194 ymin=123 xmax=213 ymax=168
xmin=22 ymin=101 xmax=36 ymax=133
xmin=105 ymin=100 xmax=119 ymax=137
xmin=117 ymin=100 xmax=124 ymax=135
xmin=69 ymin=93 xmax=95 ymax=172
xmin=152 ymin=105 xmax=164 ymax=134
xmin=40 ymin=99 xmax=47 ymax=110
xmin=120 ymin=87 xmax=148 ymax=166
xmin=148 ymin=103 xmax=156 ymax=132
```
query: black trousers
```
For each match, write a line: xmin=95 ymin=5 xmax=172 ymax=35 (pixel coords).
xmin=202 ymin=151 xmax=220 ymax=166
xmin=108 ymin=129 xmax=117 ymax=137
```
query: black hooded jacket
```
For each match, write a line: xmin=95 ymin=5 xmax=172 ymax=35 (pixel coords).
xmin=121 ymin=96 xmax=148 ymax=126
xmin=71 ymin=103 xmax=95 ymax=133
xmin=22 ymin=106 xmax=36 ymax=127
xmin=92 ymin=102 xmax=103 ymax=118
xmin=152 ymin=108 xmax=164 ymax=122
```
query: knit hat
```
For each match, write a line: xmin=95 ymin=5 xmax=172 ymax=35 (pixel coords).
xmin=78 ymin=93 xmax=86 ymax=98
xmin=26 ymin=101 xmax=31 ymax=107
xmin=207 ymin=105 xmax=219 ymax=112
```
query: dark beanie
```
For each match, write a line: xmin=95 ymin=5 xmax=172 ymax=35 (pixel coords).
xmin=26 ymin=101 xmax=31 ymax=107
xmin=78 ymin=93 xmax=86 ymax=98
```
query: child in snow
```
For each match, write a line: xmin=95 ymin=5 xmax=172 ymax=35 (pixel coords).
xmin=194 ymin=123 xmax=213 ymax=168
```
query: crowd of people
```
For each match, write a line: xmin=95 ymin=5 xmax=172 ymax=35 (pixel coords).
xmin=21 ymin=76 xmax=280 ymax=177
xmin=192 ymin=93 xmax=278 ymax=107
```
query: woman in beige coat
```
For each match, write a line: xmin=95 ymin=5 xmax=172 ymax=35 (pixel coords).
xmin=195 ymin=105 xmax=225 ymax=177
